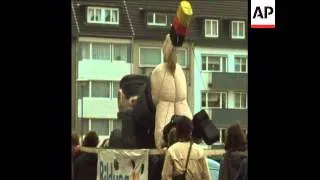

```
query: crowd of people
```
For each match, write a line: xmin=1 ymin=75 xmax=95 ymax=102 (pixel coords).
xmin=72 ymin=118 xmax=247 ymax=180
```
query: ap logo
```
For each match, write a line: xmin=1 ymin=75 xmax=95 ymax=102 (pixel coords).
xmin=251 ymin=0 xmax=275 ymax=28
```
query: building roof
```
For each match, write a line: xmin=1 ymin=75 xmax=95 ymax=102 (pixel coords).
xmin=71 ymin=0 xmax=248 ymax=44
xmin=72 ymin=2 xmax=80 ymax=37
xmin=72 ymin=0 xmax=132 ymax=38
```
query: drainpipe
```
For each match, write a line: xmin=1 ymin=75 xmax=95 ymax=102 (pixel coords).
xmin=123 ymin=0 xmax=135 ymax=74
xmin=131 ymin=37 xmax=135 ymax=74
xmin=72 ymin=0 xmax=81 ymax=134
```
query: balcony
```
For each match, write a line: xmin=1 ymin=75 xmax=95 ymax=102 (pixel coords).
xmin=210 ymin=72 xmax=247 ymax=91
xmin=78 ymin=98 xmax=118 ymax=119
xmin=78 ymin=60 xmax=131 ymax=81
xmin=210 ymin=109 xmax=247 ymax=127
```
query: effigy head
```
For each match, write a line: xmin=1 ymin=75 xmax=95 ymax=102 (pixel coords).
xmin=170 ymin=0 xmax=193 ymax=47
xmin=164 ymin=0 xmax=193 ymax=74
xmin=118 ymin=74 xmax=149 ymax=110
xmin=162 ymin=34 xmax=177 ymax=74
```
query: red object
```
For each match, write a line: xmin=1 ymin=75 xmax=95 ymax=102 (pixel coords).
xmin=172 ymin=17 xmax=188 ymax=36
xmin=72 ymin=145 xmax=80 ymax=158
xmin=251 ymin=25 xmax=275 ymax=28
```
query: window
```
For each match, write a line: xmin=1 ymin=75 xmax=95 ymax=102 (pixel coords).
xmin=92 ymin=81 xmax=110 ymax=98
xmin=79 ymin=118 xmax=90 ymax=134
xmin=78 ymin=119 xmax=116 ymax=137
xmin=205 ymin=19 xmax=219 ymax=38
xmin=91 ymin=119 xmax=110 ymax=136
xmin=77 ymin=81 xmax=89 ymax=99
xmin=177 ymin=49 xmax=187 ymax=67
xmin=79 ymin=42 xmax=129 ymax=61
xmin=221 ymin=129 xmax=227 ymax=144
xmin=139 ymin=47 xmax=188 ymax=67
xmin=214 ymin=128 xmax=227 ymax=145
xmin=112 ymin=82 xmax=119 ymax=98
xmin=77 ymin=81 xmax=119 ymax=99
xmin=92 ymin=43 xmax=111 ymax=60
xmin=87 ymin=7 xmax=119 ymax=24
xmin=202 ymin=91 xmax=228 ymax=109
xmin=79 ymin=42 xmax=90 ymax=60
xmin=113 ymin=120 xmax=122 ymax=130
xmin=139 ymin=47 xmax=162 ymax=66
xmin=231 ymin=21 xmax=245 ymax=39
xmin=147 ymin=13 xmax=167 ymax=26
xmin=201 ymin=55 xmax=228 ymax=72
xmin=234 ymin=56 xmax=247 ymax=73
xmin=113 ymin=44 xmax=128 ymax=61
xmin=235 ymin=92 xmax=247 ymax=109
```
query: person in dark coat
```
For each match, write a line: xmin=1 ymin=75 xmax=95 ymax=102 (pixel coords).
xmin=72 ymin=132 xmax=81 ymax=160
xmin=117 ymin=74 xmax=156 ymax=149
xmin=233 ymin=133 xmax=248 ymax=180
xmin=218 ymin=123 xmax=247 ymax=180
xmin=233 ymin=157 xmax=248 ymax=180
xmin=72 ymin=146 xmax=75 ymax=180
xmin=74 ymin=131 xmax=99 ymax=180
xmin=113 ymin=74 xmax=161 ymax=180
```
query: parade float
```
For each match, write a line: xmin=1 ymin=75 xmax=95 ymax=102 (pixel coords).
xmin=79 ymin=1 xmax=223 ymax=179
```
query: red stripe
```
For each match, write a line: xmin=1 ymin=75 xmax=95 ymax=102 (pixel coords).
xmin=173 ymin=17 xmax=188 ymax=36
xmin=251 ymin=25 xmax=275 ymax=28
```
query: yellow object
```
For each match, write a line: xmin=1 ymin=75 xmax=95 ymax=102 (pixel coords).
xmin=176 ymin=1 xmax=193 ymax=27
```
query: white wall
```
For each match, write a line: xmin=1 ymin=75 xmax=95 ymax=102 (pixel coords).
xmin=78 ymin=98 xmax=118 ymax=119
xmin=78 ymin=60 xmax=131 ymax=81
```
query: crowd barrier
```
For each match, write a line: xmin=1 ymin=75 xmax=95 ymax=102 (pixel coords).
xmin=79 ymin=147 xmax=225 ymax=156
xmin=77 ymin=147 xmax=224 ymax=179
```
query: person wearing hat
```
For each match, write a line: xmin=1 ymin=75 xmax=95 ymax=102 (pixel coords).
xmin=161 ymin=115 xmax=210 ymax=180
xmin=218 ymin=123 xmax=248 ymax=180
xmin=162 ymin=110 xmax=220 ymax=149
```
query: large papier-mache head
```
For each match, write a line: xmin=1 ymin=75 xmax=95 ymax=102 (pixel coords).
xmin=170 ymin=0 xmax=193 ymax=47
xmin=118 ymin=74 xmax=149 ymax=110
xmin=164 ymin=1 xmax=193 ymax=74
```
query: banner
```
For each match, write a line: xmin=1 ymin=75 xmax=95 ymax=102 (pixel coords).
xmin=97 ymin=149 xmax=149 ymax=180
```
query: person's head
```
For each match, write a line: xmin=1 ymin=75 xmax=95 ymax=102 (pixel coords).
xmin=72 ymin=132 xmax=80 ymax=146
xmin=167 ymin=127 xmax=177 ymax=147
xmin=175 ymin=115 xmax=193 ymax=141
xmin=108 ymin=129 xmax=123 ymax=148
xmin=83 ymin=131 xmax=99 ymax=147
xmin=118 ymin=75 xmax=149 ymax=110
xmin=225 ymin=123 xmax=247 ymax=152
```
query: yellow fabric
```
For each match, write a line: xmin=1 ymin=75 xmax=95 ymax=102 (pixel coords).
xmin=161 ymin=142 xmax=210 ymax=180
xmin=176 ymin=1 xmax=193 ymax=27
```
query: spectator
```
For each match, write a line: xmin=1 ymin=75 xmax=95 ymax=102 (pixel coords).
xmin=72 ymin=132 xmax=81 ymax=160
xmin=218 ymin=123 xmax=247 ymax=180
xmin=161 ymin=115 xmax=210 ymax=180
xmin=234 ymin=132 xmax=248 ymax=180
xmin=207 ymin=158 xmax=220 ymax=180
xmin=74 ymin=131 xmax=99 ymax=180
xmin=108 ymin=129 xmax=123 ymax=148
xmin=233 ymin=157 xmax=248 ymax=180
